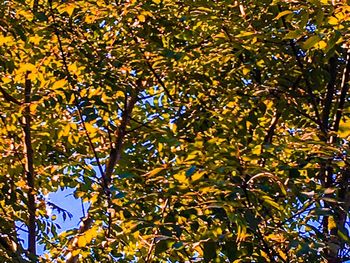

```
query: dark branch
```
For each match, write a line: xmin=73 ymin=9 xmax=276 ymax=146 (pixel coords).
xmin=0 ymin=87 xmax=22 ymax=105
xmin=23 ymin=73 xmax=36 ymax=256
xmin=278 ymin=5 xmax=322 ymax=126
xmin=333 ymin=48 xmax=350 ymax=132
xmin=48 ymin=0 xmax=105 ymax=187
xmin=322 ymin=56 xmax=337 ymax=133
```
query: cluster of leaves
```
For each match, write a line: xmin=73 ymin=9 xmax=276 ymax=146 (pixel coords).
xmin=1 ymin=0 xmax=350 ymax=262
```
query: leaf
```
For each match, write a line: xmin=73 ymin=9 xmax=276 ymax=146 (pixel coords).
xmin=274 ymin=10 xmax=293 ymax=20
xmin=173 ymin=241 xmax=183 ymax=249
xmin=314 ymin=40 xmax=327 ymax=50
xmin=328 ymin=216 xmax=337 ymax=231
xmin=191 ymin=171 xmax=205 ymax=181
xmin=302 ymin=35 xmax=321 ymax=50
xmin=65 ymin=4 xmax=75 ymax=16
xmin=328 ymin=16 xmax=339 ymax=25
xmin=138 ymin=14 xmax=146 ymax=22
xmin=77 ymin=236 xmax=87 ymax=248
xmin=242 ymin=67 xmax=250 ymax=75
xmin=277 ymin=249 xmax=287 ymax=261
xmin=283 ymin=29 xmax=303 ymax=40
xmin=338 ymin=230 xmax=350 ymax=242
xmin=236 ymin=31 xmax=255 ymax=37
xmin=174 ymin=172 xmax=188 ymax=184
xmin=20 ymin=63 xmax=36 ymax=72
xmin=144 ymin=167 xmax=165 ymax=178
xmin=262 ymin=195 xmax=281 ymax=210
xmin=152 ymin=0 xmax=161 ymax=4
xmin=52 ymin=79 xmax=67 ymax=90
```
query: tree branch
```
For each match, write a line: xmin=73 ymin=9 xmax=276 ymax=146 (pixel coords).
xmin=264 ymin=110 xmax=281 ymax=144
xmin=48 ymin=0 xmax=105 ymax=186
xmin=145 ymin=198 xmax=169 ymax=263
xmin=333 ymin=48 xmax=350 ymax=132
xmin=32 ymin=0 xmax=38 ymax=13
xmin=278 ymin=5 xmax=322 ymax=126
xmin=124 ymin=24 xmax=174 ymax=102
xmin=144 ymin=59 xmax=174 ymax=102
xmin=0 ymin=86 xmax=22 ymax=105
xmin=322 ymin=56 xmax=337 ymax=133
xmin=104 ymin=93 xmax=137 ymax=184
xmin=22 ymin=73 xmax=36 ymax=256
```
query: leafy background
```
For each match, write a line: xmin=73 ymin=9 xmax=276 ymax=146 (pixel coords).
xmin=1 ymin=0 xmax=350 ymax=262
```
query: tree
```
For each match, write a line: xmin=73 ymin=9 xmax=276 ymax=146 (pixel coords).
xmin=1 ymin=0 xmax=350 ymax=262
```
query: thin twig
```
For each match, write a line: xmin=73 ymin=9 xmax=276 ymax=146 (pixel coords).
xmin=48 ymin=0 xmax=105 ymax=187
xmin=145 ymin=199 xmax=169 ymax=263
xmin=278 ymin=5 xmax=322 ymax=126
xmin=124 ymin=24 xmax=174 ymax=102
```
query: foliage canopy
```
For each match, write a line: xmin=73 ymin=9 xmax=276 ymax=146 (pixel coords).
xmin=1 ymin=0 xmax=350 ymax=262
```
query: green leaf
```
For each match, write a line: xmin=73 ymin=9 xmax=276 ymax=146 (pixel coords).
xmin=283 ymin=29 xmax=303 ymax=40
xmin=302 ymin=35 xmax=321 ymax=50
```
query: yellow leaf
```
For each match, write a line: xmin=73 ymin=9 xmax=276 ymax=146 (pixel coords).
xmin=52 ymin=79 xmax=67 ymax=90
xmin=174 ymin=172 xmax=188 ymax=183
xmin=278 ymin=249 xmax=287 ymax=261
xmin=17 ymin=10 xmax=33 ymax=20
xmin=20 ymin=63 xmax=36 ymax=72
xmin=72 ymin=249 xmax=81 ymax=256
xmin=236 ymin=31 xmax=255 ymax=37
xmin=85 ymin=226 xmax=99 ymax=243
xmin=138 ymin=14 xmax=146 ymax=22
xmin=335 ymin=12 xmax=345 ymax=20
xmin=274 ymin=10 xmax=293 ymax=20
xmin=85 ymin=15 xmax=95 ymax=24
xmin=29 ymin=35 xmax=42 ymax=45
xmin=213 ymin=32 xmax=226 ymax=39
xmin=85 ymin=122 xmax=96 ymax=135
xmin=260 ymin=250 xmax=270 ymax=262
xmin=252 ymin=145 xmax=261 ymax=155
xmin=191 ymin=171 xmax=205 ymax=181
xmin=328 ymin=16 xmax=339 ymax=25
xmin=77 ymin=236 xmax=87 ymax=247
xmin=171 ymin=123 xmax=177 ymax=133
xmin=315 ymin=40 xmax=327 ymax=49
xmin=236 ymin=221 xmax=247 ymax=242
xmin=16 ymin=180 xmax=27 ymax=188
xmin=227 ymin=101 xmax=236 ymax=108
xmin=339 ymin=117 xmax=350 ymax=137
xmin=68 ymin=63 xmax=78 ymax=74
xmin=152 ymin=0 xmax=161 ymax=4
xmin=90 ymin=194 xmax=98 ymax=204
xmin=116 ymin=90 xmax=124 ymax=98
xmin=144 ymin=167 xmax=164 ymax=178
xmin=328 ymin=216 xmax=337 ymax=231
xmin=0 ymin=36 xmax=13 ymax=46
xmin=256 ymin=59 xmax=265 ymax=68
xmin=2 ymin=76 xmax=11 ymax=84
xmin=65 ymin=4 xmax=75 ymax=16
xmin=242 ymin=67 xmax=250 ymax=75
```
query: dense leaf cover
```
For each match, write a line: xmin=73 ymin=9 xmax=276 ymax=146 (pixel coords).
xmin=1 ymin=0 xmax=350 ymax=262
